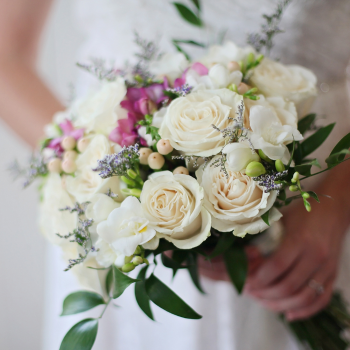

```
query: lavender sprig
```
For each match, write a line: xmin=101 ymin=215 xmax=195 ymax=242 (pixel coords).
xmin=93 ymin=144 xmax=140 ymax=179
xmin=9 ymin=153 xmax=48 ymax=188
xmin=253 ymin=170 xmax=288 ymax=193
xmin=166 ymin=84 xmax=193 ymax=98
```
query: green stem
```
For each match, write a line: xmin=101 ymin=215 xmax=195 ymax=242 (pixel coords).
xmin=99 ymin=298 xmax=111 ymax=319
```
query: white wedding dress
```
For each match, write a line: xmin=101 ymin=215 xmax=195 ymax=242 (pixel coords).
xmin=42 ymin=1 xmax=350 ymax=349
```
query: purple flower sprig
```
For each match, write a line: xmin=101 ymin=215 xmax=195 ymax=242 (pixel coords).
xmin=93 ymin=144 xmax=140 ymax=179
xmin=253 ymin=170 xmax=289 ymax=193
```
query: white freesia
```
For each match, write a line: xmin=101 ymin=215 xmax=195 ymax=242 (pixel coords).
xmin=200 ymin=41 xmax=255 ymax=67
xmin=140 ymin=171 xmax=211 ymax=249
xmin=196 ymin=161 xmax=282 ymax=237
xmin=39 ymin=173 xmax=77 ymax=245
xmin=72 ymin=78 xmax=128 ymax=134
xmin=222 ymin=142 xmax=260 ymax=172
xmin=249 ymin=105 xmax=303 ymax=163
xmin=159 ymin=89 xmax=243 ymax=156
xmin=96 ymin=196 xmax=157 ymax=267
xmin=149 ymin=52 xmax=188 ymax=84
xmin=66 ymin=134 xmax=124 ymax=202
xmin=250 ymin=58 xmax=317 ymax=117
xmin=186 ymin=64 xmax=242 ymax=90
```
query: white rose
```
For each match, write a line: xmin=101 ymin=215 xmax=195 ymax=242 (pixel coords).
xmin=200 ymin=41 xmax=255 ymax=67
xmin=140 ymin=171 xmax=211 ymax=249
xmin=149 ymin=52 xmax=188 ymax=84
xmin=186 ymin=64 xmax=242 ymax=90
xmin=222 ymin=141 xmax=260 ymax=172
xmin=38 ymin=174 xmax=77 ymax=245
xmin=66 ymin=134 xmax=123 ymax=202
xmin=159 ymin=89 xmax=243 ymax=156
xmin=72 ymin=78 xmax=128 ymax=134
xmin=250 ymin=58 xmax=317 ymax=117
xmin=196 ymin=161 xmax=282 ymax=237
xmin=96 ymin=196 xmax=157 ymax=266
xmin=249 ymin=104 xmax=303 ymax=163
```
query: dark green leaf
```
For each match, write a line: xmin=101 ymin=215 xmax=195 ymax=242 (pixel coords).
xmin=298 ymin=113 xmax=316 ymax=135
xmin=135 ymin=266 xmax=154 ymax=320
xmin=161 ymin=253 xmax=187 ymax=270
xmin=300 ymin=123 xmax=335 ymax=159
xmin=145 ymin=274 xmax=202 ymax=319
xmin=187 ymin=253 xmax=205 ymax=294
xmin=152 ymin=240 xmax=177 ymax=256
xmin=173 ymin=39 xmax=206 ymax=47
xmin=105 ymin=268 xmax=113 ymax=295
xmin=308 ymin=191 xmax=320 ymax=203
xmin=172 ymin=40 xmax=191 ymax=61
xmin=261 ymin=210 xmax=270 ymax=226
xmin=278 ymin=189 xmax=286 ymax=201
xmin=329 ymin=132 xmax=350 ymax=161
xmin=112 ymin=265 xmax=140 ymax=299
xmin=326 ymin=150 xmax=350 ymax=167
xmin=59 ymin=318 xmax=98 ymax=350
xmin=287 ymin=140 xmax=296 ymax=167
xmin=173 ymin=3 xmax=203 ymax=27
xmin=190 ymin=0 xmax=201 ymax=11
xmin=61 ymin=292 xmax=105 ymax=316
xmin=207 ymin=233 xmax=235 ymax=260
xmin=295 ymin=159 xmax=321 ymax=177
xmin=224 ymin=245 xmax=248 ymax=294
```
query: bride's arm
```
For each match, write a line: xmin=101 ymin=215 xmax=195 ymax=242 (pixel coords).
xmin=0 ymin=0 xmax=64 ymax=148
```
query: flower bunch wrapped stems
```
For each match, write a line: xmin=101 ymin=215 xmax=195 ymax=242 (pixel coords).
xmin=17 ymin=39 xmax=350 ymax=350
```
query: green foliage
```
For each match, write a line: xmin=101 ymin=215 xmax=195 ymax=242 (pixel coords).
xmin=60 ymin=318 xmax=98 ymax=350
xmin=173 ymin=2 xmax=203 ymax=27
xmin=295 ymin=159 xmax=321 ymax=177
xmin=190 ymin=0 xmax=201 ymax=11
xmin=307 ymin=191 xmax=320 ymax=203
xmin=138 ymin=115 xmax=161 ymax=142
xmin=207 ymin=233 xmax=235 ymax=260
xmin=112 ymin=265 xmax=140 ymax=299
xmin=298 ymin=113 xmax=316 ymax=135
xmin=135 ymin=266 xmax=154 ymax=320
xmin=261 ymin=210 xmax=270 ymax=226
xmin=61 ymin=291 xmax=106 ymax=316
xmin=172 ymin=39 xmax=206 ymax=60
xmin=187 ymin=252 xmax=205 ymax=294
xmin=326 ymin=132 xmax=350 ymax=167
xmin=145 ymin=274 xmax=202 ymax=319
xmin=224 ymin=245 xmax=248 ymax=294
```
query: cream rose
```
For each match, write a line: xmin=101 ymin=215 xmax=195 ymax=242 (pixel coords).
xmin=140 ymin=171 xmax=211 ymax=249
xmin=250 ymin=58 xmax=317 ymax=117
xmin=66 ymin=134 xmax=124 ymax=202
xmin=196 ymin=161 xmax=282 ymax=237
xmin=159 ymin=89 xmax=243 ymax=156
xmin=72 ymin=78 xmax=128 ymax=135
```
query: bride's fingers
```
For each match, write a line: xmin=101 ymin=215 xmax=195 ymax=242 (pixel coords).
xmin=254 ymin=262 xmax=335 ymax=313
xmin=285 ymin=275 xmax=335 ymax=321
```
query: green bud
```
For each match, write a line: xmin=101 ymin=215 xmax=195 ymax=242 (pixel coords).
xmin=291 ymin=172 xmax=299 ymax=183
xmin=122 ymin=263 xmax=136 ymax=273
xmin=134 ymin=75 xmax=143 ymax=83
xmin=228 ymin=84 xmax=238 ymax=92
xmin=258 ymin=149 xmax=272 ymax=163
xmin=302 ymin=192 xmax=310 ymax=199
xmin=124 ymin=256 xmax=133 ymax=264
xmin=257 ymin=54 xmax=264 ymax=63
xmin=121 ymin=188 xmax=132 ymax=196
xmin=247 ymin=95 xmax=260 ymax=101
xmin=143 ymin=258 xmax=150 ymax=265
xmin=247 ymin=52 xmax=255 ymax=65
xmin=132 ymin=256 xmax=144 ymax=266
xmin=246 ymin=87 xmax=258 ymax=95
xmin=275 ymin=159 xmax=285 ymax=172
xmin=127 ymin=169 xmax=137 ymax=179
xmin=289 ymin=185 xmax=299 ymax=192
xmin=121 ymin=176 xmax=136 ymax=187
xmin=245 ymin=161 xmax=266 ymax=177
xmin=129 ymin=188 xmax=142 ymax=197
xmin=134 ymin=246 xmax=142 ymax=255
xmin=304 ymin=199 xmax=312 ymax=212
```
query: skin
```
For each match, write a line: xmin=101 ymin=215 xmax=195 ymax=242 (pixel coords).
xmin=2 ymin=0 xmax=350 ymax=324
xmin=199 ymin=161 xmax=350 ymax=321
xmin=0 ymin=0 xmax=64 ymax=148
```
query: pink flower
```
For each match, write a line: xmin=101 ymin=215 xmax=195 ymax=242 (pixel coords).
xmin=109 ymin=118 xmax=138 ymax=147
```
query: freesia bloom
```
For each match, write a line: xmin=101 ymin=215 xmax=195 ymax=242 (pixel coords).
xmin=96 ymin=196 xmax=157 ymax=267
xmin=196 ymin=160 xmax=282 ymax=237
xmin=140 ymin=171 xmax=211 ymax=249
xmin=159 ymin=89 xmax=243 ymax=156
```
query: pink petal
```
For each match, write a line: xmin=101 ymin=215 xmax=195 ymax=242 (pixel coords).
xmin=59 ymin=119 xmax=74 ymax=135
xmin=192 ymin=62 xmax=208 ymax=76
xmin=127 ymin=87 xmax=147 ymax=102
xmin=145 ymin=84 xmax=164 ymax=102
xmin=118 ymin=118 xmax=134 ymax=134
xmin=174 ymin=78 xmax=186 ymax=88
xmin=109 ymin=127 xmax=123 ymax=144
xmin=121 ymin=134 xmax=138 ymax=146
xmin=70 ymin=128 xmax=85 ymax=140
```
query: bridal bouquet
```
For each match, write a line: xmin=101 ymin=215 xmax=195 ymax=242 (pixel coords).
xmin=13 ymin=1 xmax=350 ymax=350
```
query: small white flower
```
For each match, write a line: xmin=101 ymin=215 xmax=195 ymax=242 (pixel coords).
xmin=96 ymin=196 xmax=157 ymax=265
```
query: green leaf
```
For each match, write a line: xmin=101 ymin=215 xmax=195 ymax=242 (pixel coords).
xmin=190 ymin=0 xmax=201 ymax=11
xmin=161 ymin=253 xmax=186 ymax=270
xmin=145 ymin=274 xmax=202 ymax=319
xmin=278 ymin=189 xmax=286 ymax=201
xmin=207 ymin=233 xmax=235 ymax=260
xmin=261 ymin=210 xmax=270 ymax=226
xmin=295 ymin=159 xmax=321 ymax=177
xmin=328 ymin=132 xmax=350 ymax=162
xmin=326 ymin=149 xmax=350 ymax=167
xmin=224 ymin=245 xmax=248 ymax=294
xmin=308 ymin=191 xmax=320 ymax=203
xmin=173 ymin=3 xmax=203 ymax=27
xmin=172 ymin=40 xmax=191 ymax=61
xmin=298 ymin=113 xmax=316 ymax=135
xmin=61 ymin=292 xmax=105 ymax=316
xmin=112 ymin=265 xmax=140 ymax=299
xmin=300 ymin=123 xmax=335 ymax=159
xmin=135 ymin=266 xmax=154 ymax=320
xmin=105 ymin=268 xmax=113 ymax=295
xmin=187 ymin=253 xmax=205 ymax=294
xmin=152 ymin=240 xmax=177 ymax=256
xmin=173 ymin=39 xmax=206 ymax=47
xmin=287 ymin=140 xmax=296 ymax=167
xmin=59 ymin=318 xmax=98 ymax=350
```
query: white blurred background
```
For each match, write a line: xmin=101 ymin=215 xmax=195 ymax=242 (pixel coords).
xmin=0 ymin=1 xmax=83 ymax=349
